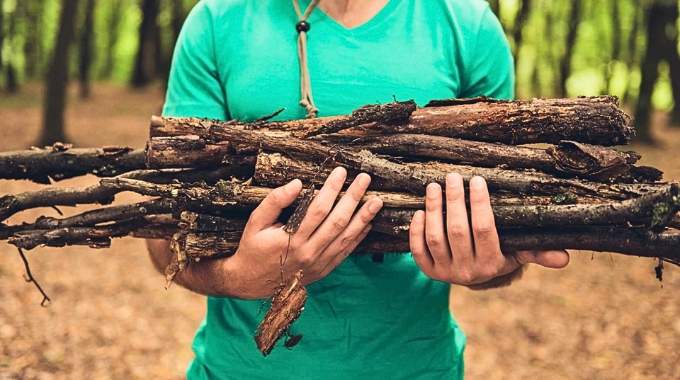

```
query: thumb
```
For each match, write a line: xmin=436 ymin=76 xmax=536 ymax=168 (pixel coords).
xmin=516 ymin=250 xmax=570 ymax=269
xmin=245 ymin=179 xmax=303 ymax=233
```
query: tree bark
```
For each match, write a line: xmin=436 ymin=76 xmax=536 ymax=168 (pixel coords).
xmin=323 ymin=134 xmax=653 ymax=182
xmin=40 ymin=0 xmax=80 ymax=145
xmin=255 ymin=270 xmax=307 ymax=356
xmin=0 ymin=145 xmax=145 ymax=183
xmin=216 ymin=129 xmax=657 ymax=200
xmin=78 ymin=0 xmax=96 ymax=99
xmin=151 ymin=96 xmax=634 ymax=146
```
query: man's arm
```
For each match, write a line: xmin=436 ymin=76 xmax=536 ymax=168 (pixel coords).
xmin=147 ymin=239 xmax=233 ymax=297
xmin=409 ymin=5 xmax=569 ymax=289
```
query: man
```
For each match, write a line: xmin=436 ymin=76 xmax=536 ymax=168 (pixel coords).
xmin=147 ymin=0 xmax=570 ymax=378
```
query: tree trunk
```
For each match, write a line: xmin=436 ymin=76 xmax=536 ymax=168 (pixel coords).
xmin=663 ymin=0 xmax=680 ymax=126
xmin=100 ymin=0 xmax=122 ymax=79
xmin=131 ymin=0 xmax=161 ymax=87
xmin=558 ymin=0 xmax=582 ymax=97
xmin=4 ymin=1 xmax=18 ymax=93
xmin=78 ymin=0 xmax=96 ymax=98
xmin=511 ymin=0 xmax=531 ymax=77
xmin=488 ymin=0 xmax=500 ymax=16
xmin=40 ymin=0 xmax=80 ymax=146
xmin=22 ymin=0 xmax=42 ymax=79
xmin=633 ymin=2 xmax=667 ymax=144
xmin=162 ymin=0 xmax=186 ymax=85
xmin=0 ymin=0 xmax=4 ymax=75
xmin=603 ymin=0 xmax=622 ymax=94
xmin=623 ymin=2 xmax=642 ymax=106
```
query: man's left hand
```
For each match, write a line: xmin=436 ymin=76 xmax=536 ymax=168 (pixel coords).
xmin=409 ymin=173 xmax=570 ymax=287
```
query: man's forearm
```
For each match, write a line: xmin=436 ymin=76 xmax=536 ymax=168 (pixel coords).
xmin=146 ymin=239 xmax=236 ymax=298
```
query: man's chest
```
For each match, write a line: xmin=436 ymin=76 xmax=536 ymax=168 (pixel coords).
xmin=214 ymin=10 xmax=462 ymax=121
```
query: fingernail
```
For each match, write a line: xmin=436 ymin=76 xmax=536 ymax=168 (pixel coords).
xmin=470 ymin=176 xmax=486 ymax=190
xmin=426 ymin=182 xmax=440 ymax=194
xmin=333 ymin=166 xmax=347 ymax=176
xmin=368 ymin=198 xmax=383 ymax=213
xmin=286 ymin=179 xmax=301 ymax=189
xmin=357 ymin=173 xmax=371 ymax=186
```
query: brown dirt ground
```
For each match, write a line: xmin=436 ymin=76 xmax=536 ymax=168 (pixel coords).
xmin=1 ymin=83 xmax=679 ymax=379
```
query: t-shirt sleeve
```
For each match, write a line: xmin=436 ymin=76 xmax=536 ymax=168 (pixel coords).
xmin=458 ymin=6 xmax=515 ymax=100
xmin=162 ymin=2 xmax=228 ymax=120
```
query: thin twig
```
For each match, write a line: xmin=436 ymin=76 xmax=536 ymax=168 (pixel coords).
xmin=17 ymin=248 xmax=51 ymax=307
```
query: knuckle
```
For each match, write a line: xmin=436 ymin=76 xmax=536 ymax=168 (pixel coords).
xmin=446 ymin=223 xmax=468 ymax=240
xmin=268 ymin=188 xmax=286 ymax=206
xmin=309 ymin=205 xmax=329 ymax=220
xmin=298 ymin=251 xmax=315 ymax=266
xmin=329 ymin=216 xmax=349 ymax=232
xmin=359 ymin=209 xmax=377 ymax=224
xmin=474 ymin=223 xmax=496 ymax=237
xmin=457 ymin=270 xmax=476 ymax=284
xmin=425 ymin=232 xmax=444 ymax=248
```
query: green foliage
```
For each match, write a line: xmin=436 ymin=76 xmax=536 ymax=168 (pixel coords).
xmin=0 ymin=0 xmax=677 ymax=112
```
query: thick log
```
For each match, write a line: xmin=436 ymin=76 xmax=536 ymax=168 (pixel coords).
xmin=0 ymin=144 xmax=145 ymax=183
xmin=250 ymin=149 xmax=661 ymax=200
xmin=371 ymin=185 xmax=679 ymax=234
xmin=255 ymin=270 xmax=308 ymax=356
xmin=151 ymin=97 xmax=633 ymax=146
xmin=320 ymin=134 xmax=657 ymax=182
xmin=145 ymin=135 xmax=257 ymax=173
xmin=406 ymin=96 xmax=633 ymax=145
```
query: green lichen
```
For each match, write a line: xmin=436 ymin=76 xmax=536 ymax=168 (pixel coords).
xmin=651 ymin=202 xmax=671 ymax=228
xmin=552 ymin=193 xmax=578 ymax=205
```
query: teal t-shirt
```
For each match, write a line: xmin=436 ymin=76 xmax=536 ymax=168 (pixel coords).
xmin=162 ymin=1 xmax=514 ymax=379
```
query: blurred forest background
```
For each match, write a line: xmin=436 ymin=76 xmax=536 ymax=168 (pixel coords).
xmin=0 ymin=0 xmax=680 ymax=143
xmin=2 ymin=1 xmax=680 ymax=379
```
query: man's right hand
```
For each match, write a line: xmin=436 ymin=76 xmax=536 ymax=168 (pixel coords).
xmin=222 ymin=167 xmax=383 ymax=299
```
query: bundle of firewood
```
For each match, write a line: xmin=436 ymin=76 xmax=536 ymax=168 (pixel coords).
xmin=1 ymin=96 xmax=679 ymax=354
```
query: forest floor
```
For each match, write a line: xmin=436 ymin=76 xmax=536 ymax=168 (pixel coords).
xmin=0 ymin=83 xmax=679 ymax=379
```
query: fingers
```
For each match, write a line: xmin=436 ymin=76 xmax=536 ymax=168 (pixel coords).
xmin=318 ymin=219 xmax=375 ymax=278
xmin=410 ymin=210 xmax=434 ymax=273
xmin=295 ymin=167 xmax=347 ymax=239
xmin=244 ymin=179 xmax=302 ymax=234
xmin=445 ymin=173 xmax=474 ymax=269
xmin=311 ymin=195 xmax=383 ymax=274
xmin=307 ymin=173 xmax=372 ymax=252
xmin=425 ymin=183 xmax=452 ymax=265
xmin=516 ymin=250 xmax=570 ymax=269
xmin=469 ymin=176 xmax=502 ymax=266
